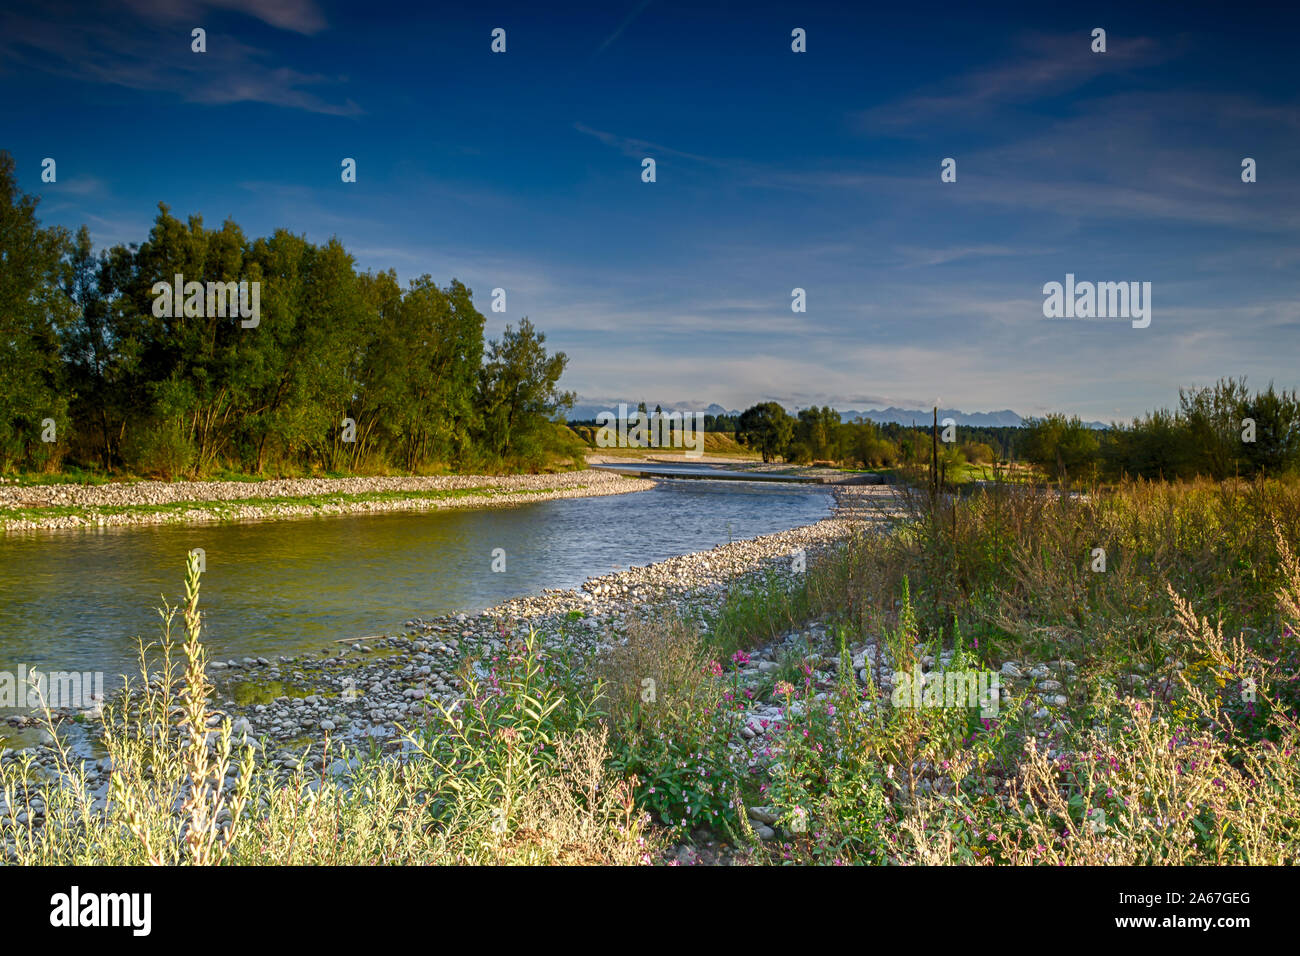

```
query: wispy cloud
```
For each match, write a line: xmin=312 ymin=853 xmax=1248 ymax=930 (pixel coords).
xmin=46 ymin=175 xmax=107 ymax=198
xmin=122 ymin=0 xmax=328 ymax=35
xmin=594 ymin=0 xmax=653 ymax=57
xmin=855 ymin=31 xmax=1175 ymax=132
xmin=573 ymin=122 xmax=732 ymax=167
xmin=891 ymin=244 xmax=1047 ymax=267
xmin=0 ymin=0 xmax=356 ymax=115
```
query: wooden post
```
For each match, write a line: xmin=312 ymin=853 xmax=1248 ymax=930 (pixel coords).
xmin=931 ymin=406 xmax=939 ymax=496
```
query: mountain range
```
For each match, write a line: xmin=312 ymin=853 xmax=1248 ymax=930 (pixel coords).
xmin=567 ymin=401 xmax=1040 ymax=428
xmin=566 ymin=402 xmax=1111 ymax=429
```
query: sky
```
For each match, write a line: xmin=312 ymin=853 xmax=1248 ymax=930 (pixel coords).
xmin=1 ymin=0 xmax=1297 ymax=422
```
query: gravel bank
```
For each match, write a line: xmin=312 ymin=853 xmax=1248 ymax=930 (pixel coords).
xmin=1 ymin=485 xmax=914 ymax=824
xmin=189 ymin=488 xmax=898 ymax=757
xmin=3 ymin=486 xmax=896 ymax=750
xmin=0 ymin=470 xmax=655 ymax=532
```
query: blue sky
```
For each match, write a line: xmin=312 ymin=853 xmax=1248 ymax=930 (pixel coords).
xmin=2 ymin=0 xmax=1297 ymax=421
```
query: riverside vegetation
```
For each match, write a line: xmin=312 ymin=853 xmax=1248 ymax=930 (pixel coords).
xmin=0 ymin=151 xmax=582 ymax=480
xmin=3 ymin=476 xmax=1298 ymax=865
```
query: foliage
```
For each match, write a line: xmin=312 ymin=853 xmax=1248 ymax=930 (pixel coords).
xmin=0 ymin=153 xmax=574 ymax=478
xmin=596 ymin=613 xmax=742 ymax=839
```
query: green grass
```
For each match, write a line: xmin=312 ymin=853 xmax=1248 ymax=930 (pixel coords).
xmin=707 ymin=568 xmax=811 ymax=658
xmin=570 ymin=426 xmax=760 ymax=459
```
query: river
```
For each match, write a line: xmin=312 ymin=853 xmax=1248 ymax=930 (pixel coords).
xmin=0 ymin=477 xmax=831 ymax=684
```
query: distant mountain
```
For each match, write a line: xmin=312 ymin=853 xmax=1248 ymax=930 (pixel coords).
xmin=564 ymin=401 xmax=740 ymax=421
xmin=837 ymin=407 xmax=1107 ymax=428
xmin=839 ymin=407 xmax=1025 ymax=427
xmin=563 ymin=401 xmax=1103 ymax=429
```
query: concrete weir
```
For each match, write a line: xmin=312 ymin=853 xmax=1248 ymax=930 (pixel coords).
xmin=591 ymin=463 xmax=885 ymax=485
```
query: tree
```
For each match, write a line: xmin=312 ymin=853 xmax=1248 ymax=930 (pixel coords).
xmin=791 ymin=405 xmax=840 ymax=462
xmin=59 ymin=225 xmax=122 ymax=468
xmin=1241 ymin=384 xmax=1300 ymax=477
xmin=0 ymin=178 xmax=585 ymax=478
xmin=1180 ymin=378 xmax=1250 ymax=480
xmin=1022 ymin=414 xmax=1100 ymax=483
xmin=476 ymin=318 xmax=574 ymax=467
xmin=0 ymin=151 xmax=72 ymax=471
xmin=737 ymin=402 xmax=795 ymax=463
xmin=384 ymin=276 xmax=487 ymax=470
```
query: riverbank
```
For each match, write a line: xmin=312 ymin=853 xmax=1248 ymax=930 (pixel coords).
xmin=1 ymin=484 xmax=897 ymax=762
xmin=0 ymin=470 xmax=656 ymax=532
xmin=202 ymin=486 xmax=898 ymax=760
xmin=7 ymin=477 xmax=1299 ymax=865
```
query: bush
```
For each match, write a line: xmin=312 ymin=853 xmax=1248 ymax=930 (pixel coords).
xmin=124 ymin=419 xmax=195 ymax=479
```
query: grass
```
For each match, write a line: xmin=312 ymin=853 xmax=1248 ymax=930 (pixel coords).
xmin=737 ymin=477 xmax=1300 ymax=863
xmin=851 ymin=460 xmax=1043 ymax=487
xmin=571 ymin=426 xmax=760 ymax=460
xmin=707 ymin=568 xmax=811 ymax=658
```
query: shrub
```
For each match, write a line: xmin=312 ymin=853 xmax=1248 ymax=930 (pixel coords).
xmin=123 ymin=418 xmax=195 ymax=479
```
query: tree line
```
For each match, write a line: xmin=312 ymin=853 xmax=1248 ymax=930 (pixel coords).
xmin=1022 ymin=378 xmax=1300 ymax=483
xmin=732 ymin=402 xmax=1012 ymax=468
xmin=731 ymin=383 xmax=1299 ymax=484
xmin=0 ymin=152 xmax=578 ymax=478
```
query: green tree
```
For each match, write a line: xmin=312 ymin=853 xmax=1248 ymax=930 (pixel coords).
xmin=0 ymin=152 xmax=72 ymax=471
xmin=737 ymin=402 xmax=795 ymax=463
xmin=1180 ymin=378 xmax=1250 ymax=480
xmin=59 ymin=224 xmax=121 ymax=468
xmin=791 ymin=406 xmax=840 ymax=462
xmin=1241 ymin=384 xmax=1300 ymax=477
xmin=476 ymin=318 xmax=573 ymax=467
xmin=1022 ymin=414 xmax=1100 ymax=483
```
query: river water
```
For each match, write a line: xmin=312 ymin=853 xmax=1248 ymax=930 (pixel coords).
xmin=0 ymin=478 xmax=831 ymax=683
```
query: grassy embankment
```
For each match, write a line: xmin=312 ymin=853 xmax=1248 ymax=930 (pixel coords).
xmin=1 ymin=423 xmax=593 ymax=487
xmin=568 ymin=425 xmax=760 ymax=460
xmin=5 ymin=477 xmax=1299 ymax=863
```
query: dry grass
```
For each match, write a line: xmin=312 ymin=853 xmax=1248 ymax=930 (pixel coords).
xmin=754 ymin=476 xmax=1300 ymax=864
